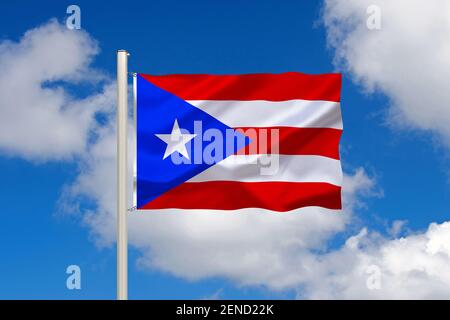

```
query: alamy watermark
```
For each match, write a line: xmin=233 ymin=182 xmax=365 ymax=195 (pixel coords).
xmin=66 ymin=265 xmax=81 ymax=290
xmin=366 ymin=5 xmax=381 ymax=30
xmin=366 ymin=264 xmax=381 ymax=290
xmin=66 ymin=5 xmax=81 ymax=30
xmin=156 ymin=119 xmax=280 ymax=176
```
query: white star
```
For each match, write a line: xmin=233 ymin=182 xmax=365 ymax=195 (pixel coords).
xmin=155 ymin=119 xmax=197 ymax=160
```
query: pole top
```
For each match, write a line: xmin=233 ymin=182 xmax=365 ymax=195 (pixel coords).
xmin=117 ymin=49 xmax=130 ymax=56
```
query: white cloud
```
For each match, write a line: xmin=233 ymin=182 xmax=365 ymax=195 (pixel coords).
xmin=0 ymin=19 xmax=114 ymax=161
xmin=323 ymin=0 xmax=450 ymax=144
xmin=300 ymin=221 xmax=450 ymax=299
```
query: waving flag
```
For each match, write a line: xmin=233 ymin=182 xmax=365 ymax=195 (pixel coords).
xmin=136 ymin=72 xmax=342 ymax=212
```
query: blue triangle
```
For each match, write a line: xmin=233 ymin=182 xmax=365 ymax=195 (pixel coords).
xmin=137 ymin=74 xmax=251 ymax=208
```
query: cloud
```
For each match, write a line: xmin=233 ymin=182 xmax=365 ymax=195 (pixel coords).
xmin=0 ymin=19 xmax=114 ymax=161
xmin=300 ymin=221 xmax=450 ymax=299
xmin=323 ymin=0 xmax=450 ymax=144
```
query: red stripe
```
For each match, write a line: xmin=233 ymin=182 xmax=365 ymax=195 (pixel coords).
xmin=140 ymin=72 xmax=342 ymax=102
xmin=140 ymin=181 xmax=342 ymax=212
xmin=235 ymin=127 xmax=342 ymax=159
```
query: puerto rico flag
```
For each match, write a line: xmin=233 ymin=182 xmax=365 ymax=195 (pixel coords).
xmin=135 ymin=72 xmax=342 ymax=212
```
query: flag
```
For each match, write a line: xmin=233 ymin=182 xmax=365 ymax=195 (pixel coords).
xmin=136 ymin=72 xmax=342 ymax=212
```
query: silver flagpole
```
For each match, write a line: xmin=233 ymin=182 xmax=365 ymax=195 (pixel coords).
xmin=117 ymin=49 xmax=128 ymax=300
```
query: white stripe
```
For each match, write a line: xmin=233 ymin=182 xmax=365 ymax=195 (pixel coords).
xmin=189 ymin=155 xmax=342 ymax=186
xmin=187 ymin=99 xmax=342 ymax=129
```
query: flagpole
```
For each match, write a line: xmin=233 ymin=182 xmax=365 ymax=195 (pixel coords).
xmin=117 ymin=49 xmax=128 ymax=300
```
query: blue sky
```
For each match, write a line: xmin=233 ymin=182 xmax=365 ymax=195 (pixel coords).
xmin=0 ymin=0 xmax=450 ymax=299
